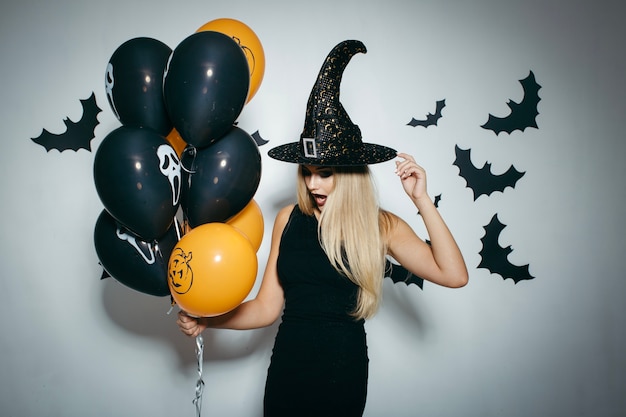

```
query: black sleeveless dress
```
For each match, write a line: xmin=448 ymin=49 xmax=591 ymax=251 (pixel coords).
xmin=263 ymin=206 xmax=369 ymax=416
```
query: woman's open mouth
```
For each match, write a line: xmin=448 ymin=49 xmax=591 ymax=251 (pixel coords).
xmin=312 ymin=193 xmax=327 ymax=207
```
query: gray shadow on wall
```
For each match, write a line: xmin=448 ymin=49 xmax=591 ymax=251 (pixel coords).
xmin=100 ymin=277 xmax=278 ymax=368
xmin=378 ymin=279 xmax=433 ymax=341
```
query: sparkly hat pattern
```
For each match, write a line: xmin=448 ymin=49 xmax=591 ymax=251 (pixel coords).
xmin=268 ymin=40 xmax=397 ymax=166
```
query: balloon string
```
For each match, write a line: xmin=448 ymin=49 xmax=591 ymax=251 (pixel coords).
xmin=166 ymin=297 xmax=176 ymax=315
xmin=193 ymin=334 xmax=205 ymax=417
xmin=153 ymin=239 xmax=163 ymax=265
xmin=173 ymin=215 xmax=183 ymax=241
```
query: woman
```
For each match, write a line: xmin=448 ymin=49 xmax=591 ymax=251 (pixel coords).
xmin=177 ymin=40 xmax=468 ymax=416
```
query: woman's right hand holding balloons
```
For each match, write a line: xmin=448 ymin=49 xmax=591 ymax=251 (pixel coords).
xmin=177 ymin=310 xmax=207 ymax=338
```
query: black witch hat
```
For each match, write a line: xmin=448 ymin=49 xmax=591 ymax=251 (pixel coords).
xmin=268 ymin=40 xmax=397 ymax=166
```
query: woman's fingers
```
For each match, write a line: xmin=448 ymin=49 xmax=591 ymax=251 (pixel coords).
xmin=177 ymin=310 xmax=200 ymax=337
xmin=395 ymin=155 xmax=424 ymax=179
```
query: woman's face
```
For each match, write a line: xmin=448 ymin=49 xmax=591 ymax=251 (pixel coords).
xmin=301 ymin=165 xmax=334 ymax=210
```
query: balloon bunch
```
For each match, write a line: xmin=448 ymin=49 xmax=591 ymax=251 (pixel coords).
xmin=93 ymin=19 xmax=265 ymax=316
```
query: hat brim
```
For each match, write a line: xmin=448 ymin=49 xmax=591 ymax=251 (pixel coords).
xmin=267 ymin=141 xmax=397 ymax=166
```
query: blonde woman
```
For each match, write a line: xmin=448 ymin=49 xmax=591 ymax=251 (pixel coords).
xmin=177 ymin=40 xmax=468 ymax=416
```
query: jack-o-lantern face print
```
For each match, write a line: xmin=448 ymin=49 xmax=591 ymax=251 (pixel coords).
xmin=168 ymin=248 xmax=193 ymax=294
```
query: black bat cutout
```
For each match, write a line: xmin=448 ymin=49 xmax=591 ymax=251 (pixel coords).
xmin=453 ymin=145 xmax=525 ymax=200
xmin=31 ymin=92 xmax=102 ymax=152
xmin=478 ymin=214 xmax=534 ymax=283
xmin=407 ymin=99 xmax=446 ymax=128
xmin=418 ymin=194 xmax=442 ymax=216
xmin=100 ymin=264 xmax=110 ymax=280
xmin=481 ymin=71 xmax=541 ymax=135
xmin=251 ymin=130 xmax=269 ymax=146
xmin=384 ymin=258 xmax=424 ymax=289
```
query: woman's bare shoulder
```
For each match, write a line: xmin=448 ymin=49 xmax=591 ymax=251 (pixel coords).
xmin=277 ymin=204 xmax=296 ymax=217
xmin=274 ymin=204 xmax=296 ymax=228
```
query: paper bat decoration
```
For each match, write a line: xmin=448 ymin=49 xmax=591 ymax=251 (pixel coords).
xmin=384 ymin=258 xmax=424 ymax=289
xmin=453 ymin=145 xmax=525 ymax=200
xmin=478 ymin=214 xmax=534 ymax=283
xmin=31 ymin=92 xmax=102 ymax=152
xmin=100 ymin=266 xmax=110 ymax=280
xmin=407 ymin=99 xmax=446 ymax=128
xmin=481 ymin=71 xmax=541 ymax=134
xmin=418 ymin=194 xmax=441 ymax=216
xmin=251 ymin=130 xmax=268 ymax=146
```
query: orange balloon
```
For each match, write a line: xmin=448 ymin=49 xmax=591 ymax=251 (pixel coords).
xmin=196 ymin=18 xmax=265 ymax=103
xmin=166 ymin=128 xmax=187 ymax=157
xmin=168 ymin=223 xmax=257 ymax=317
xmin=227 ymin=199 xmax=264 ymax=251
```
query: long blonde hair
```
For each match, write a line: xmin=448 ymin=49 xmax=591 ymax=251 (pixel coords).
xmin=297 ymin=165 xmax=394 ymax=320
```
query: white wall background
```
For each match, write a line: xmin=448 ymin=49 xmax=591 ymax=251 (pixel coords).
xmin=1 ymin=1 xmax=625 ymax=416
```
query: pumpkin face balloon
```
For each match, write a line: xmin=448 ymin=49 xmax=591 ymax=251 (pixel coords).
xmin=167 ymin=223 xmax=258 ymax=317
xmin=168 ymin=247 xmax=194 ymax=295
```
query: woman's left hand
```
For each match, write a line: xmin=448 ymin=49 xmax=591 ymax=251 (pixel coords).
xmin=395 ymin=153 xmax=428 ymax=202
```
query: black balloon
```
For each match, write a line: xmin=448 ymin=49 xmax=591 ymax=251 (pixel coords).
xmin=93 ymin=126 xmax=181 ymax=240
xmin=181 ymin=126 xmax=261 ymax=227
xmin=164 ymin=31 xmax=250 ymax=148
xmin=94 ymin=210 xmax=179 ymax=297
xmin=105 ymin=37 xmax=173 ymax=136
